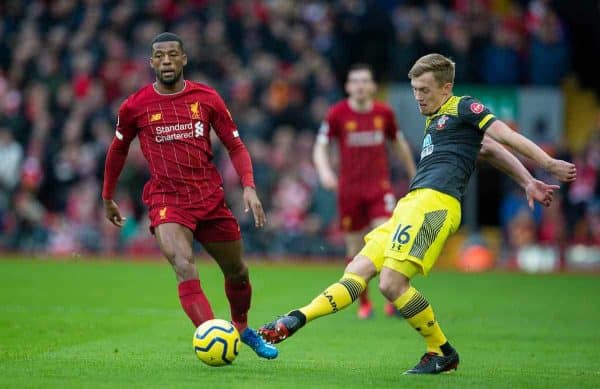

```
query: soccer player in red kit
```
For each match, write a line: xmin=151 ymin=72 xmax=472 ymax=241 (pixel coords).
xmin=313 ymin=64 xmax=416 ymax=319
xmin=102 ymin=32 xmax=277 ymax=359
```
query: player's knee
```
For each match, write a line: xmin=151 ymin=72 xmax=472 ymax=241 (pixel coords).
xmin=172 ymin=260 xmax=196 ymax=280
xmin=378 ymin=276 xmax=409 ymax=301
xmin=224 ymin=262 xmax=248 ymax=283
xmin=345 ymin=255 xmax=377 ymax=280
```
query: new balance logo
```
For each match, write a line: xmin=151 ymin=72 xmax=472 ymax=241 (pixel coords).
xmin=150 ymin=113 xmax=162 ymax=122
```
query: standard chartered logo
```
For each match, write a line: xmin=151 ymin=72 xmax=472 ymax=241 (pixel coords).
xmin=155 ymin=122 xmax=204 ymax=143
xmin=420 ymin=134 xmax=434 ymax=159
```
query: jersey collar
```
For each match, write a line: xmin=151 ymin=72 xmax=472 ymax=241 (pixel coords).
xmin=428 ymin=95 xmax=455 ymax=119
xmin=152 ymin=80 xmax=188 ymax=96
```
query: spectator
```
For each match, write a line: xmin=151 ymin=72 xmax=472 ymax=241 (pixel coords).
xmin=528 ymin=10 xmax=569 ymax=85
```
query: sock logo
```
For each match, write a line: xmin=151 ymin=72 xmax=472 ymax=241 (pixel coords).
xmin=323 ymin=291 xmax=338 ymax=312
xmin=427 ymin=320 xmax=435 ymax=327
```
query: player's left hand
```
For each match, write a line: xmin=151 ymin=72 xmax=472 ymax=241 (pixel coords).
xmin=525 ymin=179 xmax=560 ymax=210
xmin=243 ymin=187 xmax=266 ymax=228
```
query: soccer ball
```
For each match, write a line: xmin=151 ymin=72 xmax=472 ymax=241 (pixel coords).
xmin=193 ymin=319 xmax=240 ymax=366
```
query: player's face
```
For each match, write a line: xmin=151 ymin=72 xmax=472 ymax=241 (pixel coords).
xmin=150 ymin=41 xmax=187 ymax=85
xmin=345 ymin=70 xmax=376 ymax=102
xmin=411 ymin=72 xmax=452 ymax=116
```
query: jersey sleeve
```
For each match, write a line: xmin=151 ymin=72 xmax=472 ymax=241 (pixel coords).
xmin=102 ymin=99 xmax=137 ymax=200
xmin=210 ymin=91 xmax=240 ymax=144
xmin=458 ymin=96 xmax=497 ymax=132
xmin=114 ymin=98 xmax=138 ymax=143
xmin=210 ymin=91 xmax=255 ymax=188
xmin=316 ymin=108 xmax=338 ymax=144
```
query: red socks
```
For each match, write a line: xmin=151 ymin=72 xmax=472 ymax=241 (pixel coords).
xmin=225 ymin=278 xmax=252 ymax=332
xmin=178 ymin=279 xmax=214 ymax=327
xmin=178 ymin=278 xmax=251 ymax=331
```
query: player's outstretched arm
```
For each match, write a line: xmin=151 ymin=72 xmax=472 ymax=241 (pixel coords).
xmin=479 ymin=136 xmax=559 ymax=209
xmin=485 ymin=120 xmax=576 ymax=182
xmin=313 ymin=139 xmax=338 ymax=191
xmin=391 ymin=136 xmax=416 ymax=180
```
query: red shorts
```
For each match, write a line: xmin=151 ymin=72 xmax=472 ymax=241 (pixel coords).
xmin=148 ymin=191 xmax=240 ymax=243
xmin=338 ymin=189 xmax=396 ymax=232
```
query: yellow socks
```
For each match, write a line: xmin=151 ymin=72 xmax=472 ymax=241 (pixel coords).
xmin=298 ymin=273 xmax=367 ymax=322
xmin=393 ymin=286 xmax=448 ymax=355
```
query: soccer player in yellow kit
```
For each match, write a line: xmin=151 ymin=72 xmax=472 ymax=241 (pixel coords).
xmin=259 ymin=54 xmax=576 ymax=374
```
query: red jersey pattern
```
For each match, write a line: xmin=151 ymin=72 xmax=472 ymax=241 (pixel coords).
xmin=103 ymin=80 xmax=254 ymax=208
xmin=318 ymin=100 xmax=400 ymax=231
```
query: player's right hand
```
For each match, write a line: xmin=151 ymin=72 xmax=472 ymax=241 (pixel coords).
xmin=103 ymin=199 xmax=127 ymax=227
xmin=547 ymin=158 xmax=576 ymax=182
xmin=320 ymin=171 xmax=338 ymax=191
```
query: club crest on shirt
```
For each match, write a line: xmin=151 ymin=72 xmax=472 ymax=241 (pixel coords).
xmin=470 ymin=102 xmax=484 ymax=114
xmin=159 ymin=206 xmax=167 ymax=220
xmin=190 ymin=102 xmax=201 ymax=119
xmin=436 ymin=115 xmax=449 ymax=130
xmin=373 ymin=115 xmax=384 ymax=129
xmin=150 ymin=113 xmax=162 ymax=122
xmin=345 ymin=120 xmax=357 ymax=131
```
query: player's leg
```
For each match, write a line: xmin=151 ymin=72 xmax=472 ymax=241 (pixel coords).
xmin=259 ymin=216 xmax=394 ymax=343
xmin=154 ymin=222 xmax=214 ymax=327
xmin=202 ymin=240 xmax=249 ymax=332
xmin=340 ymin=191 xmax=373 ymax=319
xmin=344 ymin=231 xmax=374 ymax=318
xmin=196 ymin=215 xmax=278 ymax=360
xmin=379 ymin=265 xmax=458 ymax=374
xmin=259 ymin=255 xmax=377 ymax=343
xmin=370 ymin=216 xmax=399 ymax=317
xmin=368 ymin=191 xmax=400 ymax=317
xmin=377 ymin=189 xmax=461 ymax=374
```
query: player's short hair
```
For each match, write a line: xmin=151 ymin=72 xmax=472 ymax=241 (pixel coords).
xmin=408 ymin=54 xmax=455 ymax=86
xmin=347 ymin=63 xmax=374 ymax=79
xmin=150 ymin=32 xmax=184 ymax=53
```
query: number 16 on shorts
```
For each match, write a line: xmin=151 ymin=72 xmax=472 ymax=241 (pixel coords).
xmin=391 ymin=224 xmax=412 ymax=251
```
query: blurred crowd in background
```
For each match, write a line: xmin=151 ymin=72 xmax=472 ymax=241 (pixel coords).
xmin=0 ymin=0 xmax=598 ymax=265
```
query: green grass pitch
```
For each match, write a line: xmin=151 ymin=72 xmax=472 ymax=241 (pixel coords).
xmin=1 ymin=258 xmax=599 ymax=388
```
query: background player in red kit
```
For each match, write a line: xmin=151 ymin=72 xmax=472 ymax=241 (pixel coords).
xmin=313 ymin=64 xmax=416 ymax=319
xmin=102 ymin=32 xmax=277 ymax=359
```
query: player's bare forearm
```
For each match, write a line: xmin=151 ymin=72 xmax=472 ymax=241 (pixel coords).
xmin=485 ymin=121 xmax=552 ymax=167
xmin=313 ymin=141 xmax=337 ymax=190
xmin=480 ymin=136 xmax=559 ymax=209
xmin=485 ymin=121 xmax=576 ymax=182
xmin=392 ymin=138 xmax=416 ymax=180
xmin=479 ymin=136 xmax=530 ymax=188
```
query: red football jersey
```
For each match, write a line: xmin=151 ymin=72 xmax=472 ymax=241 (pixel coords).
xmin=317 ymin=100 xmax=400 ymax=193
xmin=105 ymin=80 xmax=253 ymax=207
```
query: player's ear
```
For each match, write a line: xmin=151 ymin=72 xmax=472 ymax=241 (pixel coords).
xmin=182 ymin=52 xmax=188 ymax=67
xmin=442 ymin=82 xmax=453 ymax=95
